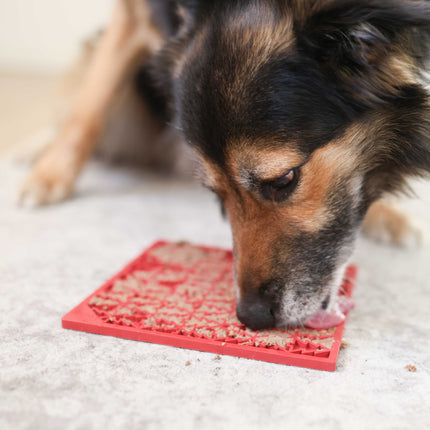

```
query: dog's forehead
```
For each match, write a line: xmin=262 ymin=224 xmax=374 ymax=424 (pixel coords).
xmin=177 ymin=9 xmax=354 ymax=166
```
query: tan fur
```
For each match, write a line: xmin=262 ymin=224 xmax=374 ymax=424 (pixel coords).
xmin=20 ymin=0 xmax=165 ymax=205
xmin=226 ymin=190 xmax=283 ymax=294
xmin=287 ymin=0 xmax=331 ymax=23
xmin=224 ymin=10 xmax=294 ymax=108
xmin=218 ymin=124 xmax=363 ymax=233
xmin=198 ymin=124 xmax=369 ymax=297
xmin=385 ymin=53 xmax=418 ymax=85
xmin=224 ymin=3 xmax=295 ymax=56
xmin=371 ymin=51 xmax=418 ymax=95
xmin=228 ymin=146 xmax=304 ymax=186
xmin=282 ymin=125 xmax=365 ymax=231
xmin=176 ymin=3 xmax=296 ymax=111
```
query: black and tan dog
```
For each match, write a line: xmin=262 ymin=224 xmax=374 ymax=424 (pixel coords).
xmin=20 ymin=0 xmax=430 ymax=329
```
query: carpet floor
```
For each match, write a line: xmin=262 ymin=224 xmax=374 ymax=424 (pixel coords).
xmin=1 ymin=159 xmax=429 ymax=430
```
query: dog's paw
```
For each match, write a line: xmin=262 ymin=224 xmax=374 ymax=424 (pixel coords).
xmin=19 ymin=178 xmax=73 ymax=207
xmin=361 ymin=201 xmax=424 ymax=248
xmin=18 ymin=152 xmax=77 ymax=207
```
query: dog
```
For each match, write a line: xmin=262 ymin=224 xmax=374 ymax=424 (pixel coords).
xmin=19 ymin=0 xmax=430 ymax=330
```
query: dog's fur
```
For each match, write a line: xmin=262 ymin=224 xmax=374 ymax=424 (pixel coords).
xmin=20 ymin=0 xmax=430 ymax=329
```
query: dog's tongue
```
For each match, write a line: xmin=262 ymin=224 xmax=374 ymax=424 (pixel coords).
xmin=304 ymin=296 xmax=355 ymax=330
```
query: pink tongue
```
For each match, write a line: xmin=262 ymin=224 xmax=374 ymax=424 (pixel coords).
xmin=304 ymin=296 xmax=355 ymax=330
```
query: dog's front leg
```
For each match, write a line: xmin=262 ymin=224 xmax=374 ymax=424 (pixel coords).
xmin=19 ymin=0 xmax=163 ymax=206
xmin=362 ymin=200 xmax=424 ymax=248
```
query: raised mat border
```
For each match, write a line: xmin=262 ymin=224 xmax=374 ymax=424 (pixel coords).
xmin=62 ymin=241 xmax=357 ymax=371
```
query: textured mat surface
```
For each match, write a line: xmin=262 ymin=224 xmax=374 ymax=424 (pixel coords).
xmin=63 ymin=241 xmax=357 ymax=371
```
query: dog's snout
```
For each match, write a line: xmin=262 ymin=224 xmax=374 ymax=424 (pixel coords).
xmin=236 ymin=293 xmax=275 ymax=330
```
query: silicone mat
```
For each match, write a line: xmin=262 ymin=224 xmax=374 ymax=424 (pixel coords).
xmin=62 ymin=241 xmax=357 ymax=371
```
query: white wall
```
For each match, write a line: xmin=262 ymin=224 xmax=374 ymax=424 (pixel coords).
xmin=0 ymin=0 xmax=115 ymax=73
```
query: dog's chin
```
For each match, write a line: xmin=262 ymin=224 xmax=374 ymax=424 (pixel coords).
xmin=276 ymin=289 xmax=329 ymax=329
xmin=276 ymin=267 xmax=348 ymax=329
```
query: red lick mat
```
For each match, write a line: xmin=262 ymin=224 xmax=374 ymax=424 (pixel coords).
xmin=62 ymin=241 xmax=357 ymax=371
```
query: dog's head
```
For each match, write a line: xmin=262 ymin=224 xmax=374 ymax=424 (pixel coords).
xmin=169 ymin=0 xmax=430 ymax=329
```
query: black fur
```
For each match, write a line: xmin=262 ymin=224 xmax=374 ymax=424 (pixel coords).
xmin=166 ymin=0 xmax=430 ymax=181
xmin=143 ymin=0 xmax=430 ymax=328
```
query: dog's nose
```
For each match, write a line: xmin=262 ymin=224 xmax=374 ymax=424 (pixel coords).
xmin=236 ymin=294 xmax=275 ymax=330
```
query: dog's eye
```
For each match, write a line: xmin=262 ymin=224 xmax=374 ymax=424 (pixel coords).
xmin=260 ymin=169 xmax=299 ymax=202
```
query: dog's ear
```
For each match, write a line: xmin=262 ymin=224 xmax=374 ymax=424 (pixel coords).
xmin=363 ymin=86 xmax=430 ymax=199
xmin=297 ymin=0 xmax=430 ymax=106
xmin=296 ymin=1 xmax=430 ymax=196
xmin=298 ymin=0 xmax=430 ymax=65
